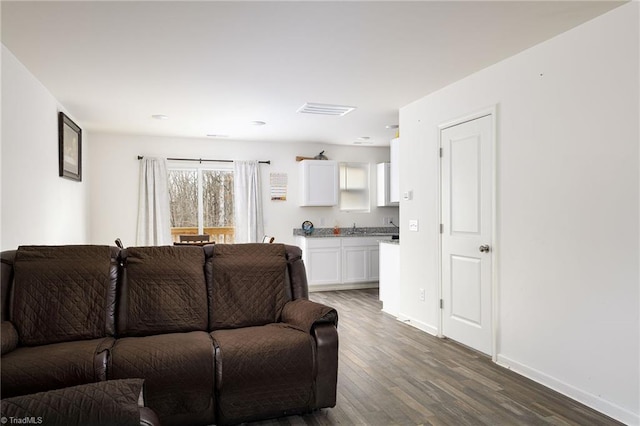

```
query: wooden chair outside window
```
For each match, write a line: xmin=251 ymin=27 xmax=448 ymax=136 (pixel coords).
xmin=178 ymin=234 xmax=211 ymax=244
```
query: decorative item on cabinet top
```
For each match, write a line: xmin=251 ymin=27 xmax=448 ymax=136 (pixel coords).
xmin=296 ymin=151 xmax=329 ymax=161
xmin=314 ymin=151 xmax=328 ymax=160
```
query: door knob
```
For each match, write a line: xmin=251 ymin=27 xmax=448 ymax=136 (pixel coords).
xmin=479 ymin=245 xmax=490 ymax=253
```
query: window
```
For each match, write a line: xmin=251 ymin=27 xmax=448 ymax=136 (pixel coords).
xmin=339 ymin=162 xmax=370 ymax=212
xmin=168 ymin=167 xmax=235 ymax=243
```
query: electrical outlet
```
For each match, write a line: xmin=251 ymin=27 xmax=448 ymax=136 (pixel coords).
xmin=409 ymin=220 xmax=419 ymax=232
xmin=419 ymin=288 xmax=425 ymax=301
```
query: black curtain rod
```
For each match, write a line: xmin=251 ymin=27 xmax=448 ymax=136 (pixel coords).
xmin=137 ymin=156 xmax=270 ymax=164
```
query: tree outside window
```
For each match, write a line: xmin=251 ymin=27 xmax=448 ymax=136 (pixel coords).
xmin=168 ymin=168 xmax=234 ymax=243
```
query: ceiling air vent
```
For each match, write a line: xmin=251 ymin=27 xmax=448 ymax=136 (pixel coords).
xmin=297 ymin=103 xmax=356 ymax=116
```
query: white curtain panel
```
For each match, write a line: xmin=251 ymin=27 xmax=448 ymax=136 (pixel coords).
xmin=136 ymin=157 xmax=172 ymax=246
xmin=233 ymin=160 xmax=264 ymax=243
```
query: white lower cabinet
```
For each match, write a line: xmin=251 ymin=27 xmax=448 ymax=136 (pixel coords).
xmin=342 ymin=237 xmax=381 ymax=284
xmin=297 ymin=237 xmax=341 ymax=285
xmin=296 ymin=236 xmax=390 ymax=288
xmin=342 ymin=246 xmax=367 ymax=283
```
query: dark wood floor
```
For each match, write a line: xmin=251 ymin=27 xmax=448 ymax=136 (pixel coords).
xmin=249 ymin=289 xmax=621 ymax=426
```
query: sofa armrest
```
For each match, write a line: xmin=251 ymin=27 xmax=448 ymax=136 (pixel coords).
xmin=281 ymin=299 xmax=338 ymax=333
xmin=313 ymin=322 xmax=338 ymax=408
xmin=1 ymin=320 xmax=19 ymax=355
xmin=282 ymin=300 xmax=338 ymax=409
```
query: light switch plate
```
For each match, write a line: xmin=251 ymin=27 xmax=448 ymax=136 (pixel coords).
xmin=409 ymin=220 xmax=419 ymax=231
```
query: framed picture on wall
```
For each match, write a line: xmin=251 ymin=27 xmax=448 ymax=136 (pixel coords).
xmin=58 ymin=111 xmax=82 ymax=181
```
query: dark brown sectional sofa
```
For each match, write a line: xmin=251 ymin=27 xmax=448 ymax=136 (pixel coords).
xmin=0 ymin=243 xmax=338 ymax=426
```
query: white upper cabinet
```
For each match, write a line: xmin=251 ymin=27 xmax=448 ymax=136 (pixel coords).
xmin=340 ymin=162 xmax=370 ymax=212
xmin=299 ymin=160 xmax=339 ymax=206
xmin=389 ymin=138 xmax=400 ymax=203
xmin=377 ymin=162 xmax=398 ymax=207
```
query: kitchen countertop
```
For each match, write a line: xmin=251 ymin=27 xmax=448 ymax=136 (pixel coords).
xmin=379 ymin=239 xmax=400 ymax=245
xmin=293 ymin=226 xmax=399 ymax=238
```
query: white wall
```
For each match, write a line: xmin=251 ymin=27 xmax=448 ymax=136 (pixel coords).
xmin=1 ymin=45 xmax=90 ymax=250
xmin=399 ymin=3 xmax=638 ymax=424
xmin=88 ymin=133 xmax=397 ymax=246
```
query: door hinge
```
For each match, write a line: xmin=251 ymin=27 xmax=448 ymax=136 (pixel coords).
xmin=440 ymin=299 xmax=443 ymax=309
xmin=440 ymin=224 xmax=443 ymax=234
xmin=439 ymin=147 xmax=443 ymax=158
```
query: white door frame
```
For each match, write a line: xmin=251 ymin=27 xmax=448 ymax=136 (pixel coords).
xmin=437 ymin=105 xmax=499 ymax=361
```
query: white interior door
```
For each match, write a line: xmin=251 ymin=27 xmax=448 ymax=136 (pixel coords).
xmin=441 ymin=114 xmax=493 ymax=355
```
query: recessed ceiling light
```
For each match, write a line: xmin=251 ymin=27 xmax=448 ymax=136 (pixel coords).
xmin=206 ymin=134 xmax=229 ymax=138
xmin=359 ymin=136 xmax=371 ymax=140
xmin=250 ymin=121 xmax=266 ymax=126
xmin=151 ymin=114 xmax=169 ymax=120
xmin=385 ymin=124 xmax=399 ymax=129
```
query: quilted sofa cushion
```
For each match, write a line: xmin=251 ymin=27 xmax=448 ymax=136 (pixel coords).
xmin=1 ymin=379 xmax=145 ymax=426
xmin=117 ymin=246 xmax=208 ymax=336
xmin=0 ymin=337 xmax=114 ymax=398
xmin=108 ymin=331 xmax=215 ymax=426
xmin=208 ymin=244 xmax=290 ymax=330
xmin=211 ymin=323 xmax=314 ymax=424
xmin=11 ymin=245 xmax=117 ymax=346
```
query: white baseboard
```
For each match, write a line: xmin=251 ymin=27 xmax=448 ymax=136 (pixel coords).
xmin=309 ymin=283 xmax=378 ymax=292
xmin=496 ymin=355 xmax=639 ymax=426
xmin=381 ymin=308 xmax=398 ymax=317
xmin=396 ymin=313 xmax=439 ymax=336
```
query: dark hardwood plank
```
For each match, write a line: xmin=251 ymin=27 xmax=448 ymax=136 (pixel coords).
xmin=247 ymin=289 xmax=622 ymax=426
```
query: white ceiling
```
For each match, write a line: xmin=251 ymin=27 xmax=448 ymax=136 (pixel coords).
xmin=1 ymin=1 xmax=624 ymax=146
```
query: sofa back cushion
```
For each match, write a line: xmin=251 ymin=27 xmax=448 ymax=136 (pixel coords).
xmin=207 ymin=243 xmax=290 ymax=330
xmin=284 ymin=244 xmax=309 ymax=300
xmin=11 ymin=245 xmax=117 ymax=346
xmin=118 ymin=246 xmax=208 ymax=336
